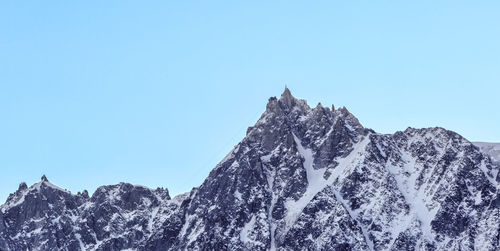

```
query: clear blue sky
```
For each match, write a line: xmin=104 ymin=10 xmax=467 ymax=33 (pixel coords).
xmin=1 ymin=1 xmax=499 ymax=202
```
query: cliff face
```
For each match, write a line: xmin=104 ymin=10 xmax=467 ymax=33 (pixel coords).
xmin=1 ymin=89 xmax=498 ymax=251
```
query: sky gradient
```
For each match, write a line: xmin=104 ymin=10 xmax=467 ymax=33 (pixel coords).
xmin=1 ymin=1 xmax=499 ymax=202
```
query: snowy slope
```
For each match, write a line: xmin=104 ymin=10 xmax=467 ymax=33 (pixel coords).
xmin=474 ymin=142 xmax=500 ymax=163
xmin=1 ymin=88 xmax=499 ymax=251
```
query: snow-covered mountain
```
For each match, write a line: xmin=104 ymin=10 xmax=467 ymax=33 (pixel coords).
xmin=1 ymin=88 xmax=499 ymax=251
xmin=474 ymin=142 xmax=500 ymax=164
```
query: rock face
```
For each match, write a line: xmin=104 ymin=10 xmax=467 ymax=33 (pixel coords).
xmin=1 ymin=89 xmax=499 ymax=251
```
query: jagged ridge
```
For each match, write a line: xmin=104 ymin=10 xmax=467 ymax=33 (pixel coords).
xmin=1 ymin=88 xmax=498 ymax=251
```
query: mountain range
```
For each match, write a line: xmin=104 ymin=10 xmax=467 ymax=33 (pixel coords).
xmin=1 ymin=88 xmax=498 ymax=251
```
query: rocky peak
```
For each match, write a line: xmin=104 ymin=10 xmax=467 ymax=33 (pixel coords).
xmin=77 ymin=189 xmax=90 ymax=199
xmin=0 ymin=89 xmax=498 ymax=251
xmin=264 ymin=88 xmax=310 ymax=117
xmin=279 ymin=86 xmax=295 ymax=107
xmin=91 ymin=182 xmax=170 ymax=211
xmin=17 ymin=182 xmax=27 ymax=192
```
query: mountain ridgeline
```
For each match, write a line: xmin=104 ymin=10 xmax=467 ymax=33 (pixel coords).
xmin=1 ymin=89 xmax=499 ymax=251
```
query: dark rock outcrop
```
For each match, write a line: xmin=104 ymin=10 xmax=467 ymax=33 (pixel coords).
xmin=1 ymin=89 xmax=498 ymax=250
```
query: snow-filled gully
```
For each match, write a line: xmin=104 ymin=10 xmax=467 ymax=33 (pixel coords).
xmin=282 ymin=133 xmax=373 ymax=249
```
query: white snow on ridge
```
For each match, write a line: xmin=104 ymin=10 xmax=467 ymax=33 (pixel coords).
xmin=40 ymin=181 xmax=69 ymax=193
xmin=474 ymin=142 xmax=500 ymax=187
xmin=148 ymin=207 xmax=160 ymax=232
xmin=265 ymin=159 xmax=278 ymax=251
xmin=284 ymin=134 xmax=327 ymax=230
xmin=284 ymin=133 xmax=371 ymax=234
xmin=0 ymin=190 xmax=29 ymax=213
xmin=478 ymin=160 xmax=499 ymax=188
xmin=474 ymin=142 xmax=500 ymax=162
xmin=0 ymin=181 xmax=69 ymax=213
xmin=385 ymin=151 xmax=439 ymax=241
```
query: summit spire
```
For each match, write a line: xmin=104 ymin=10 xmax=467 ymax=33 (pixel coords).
xmin=281 ymin=86 xmax=292 ymax=98
xmin=280 ymin=86 xmax=295 ymax=107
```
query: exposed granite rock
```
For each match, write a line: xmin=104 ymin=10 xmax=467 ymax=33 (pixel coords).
xmin=1 ymin=89 xmax=498 ymax=251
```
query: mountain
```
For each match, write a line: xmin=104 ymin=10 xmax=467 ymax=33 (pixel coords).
xmin=474 ymin=142 xmax=500 ymax=164
xmin=1 ymin=88 xmax=499 ymax=251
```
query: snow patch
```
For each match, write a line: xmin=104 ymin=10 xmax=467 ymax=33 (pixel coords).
xmin=474 ymin=191 xmax=482 ymax=205
xmin=74 ymin=233 xmax=86 ymax=250
xmin=239 ymin=215 xmax=256 ymax=244
xmin=478 ymin=160 xmax=498 ymax=188
xmin=284 ymin=133 xmax=371 ymax=234
xmin=386 ymin=151 xmax=440 ymax=241
xmin=148 ymin=207 xmax=160 ymax=232
xmin=234 ymin=190 xmax=242 ymax=201
xmin=284 ymin=134 xmax=327 ymax=229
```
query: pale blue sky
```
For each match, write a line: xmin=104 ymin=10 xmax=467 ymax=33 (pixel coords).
xmin=1 ymin=1 xmax=499 ymax=202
